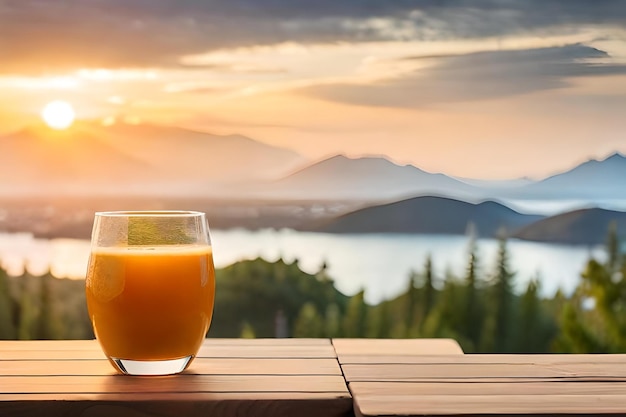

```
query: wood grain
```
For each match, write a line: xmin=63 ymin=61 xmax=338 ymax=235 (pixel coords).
xmin=0 ymin=374 xmax=349 ymax=394
xmin=342 ymin=364 xmax=626 ymax=382
xmin=0 ymin=350 xmax=107 ymax=360
xmin=338 ymin=353 xmax=626 ymax=365
xmin=0 ymin=397 xmax=354 ymax=417
xmin=206 ymin=338 xmax=331 ymax=346
xmin=0 ymin=339 xmax=330 ymax=350
xmin=0 ymin=339 xmax=337 ymax=360
xmin=332 ymin=338 xmax=464 ymax=357
xmin=350 ymin=381 xmax=626 ymax=396
xmin=197 ymin=344 xmax=337 ymax=358
xmin=0 ymin=392 xmax=351 ymax=401
xmin=354 ymin=394 xmax=626 ymax=417
xmin=0 ymin=358 xmax=342 ymax=376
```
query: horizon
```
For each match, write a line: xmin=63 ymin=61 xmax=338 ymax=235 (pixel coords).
xmin=1 ymin=1 xmax=626 ymax=180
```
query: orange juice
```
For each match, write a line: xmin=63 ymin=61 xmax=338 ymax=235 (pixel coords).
xmin=85 ymin=245 xmax=215 ymax=361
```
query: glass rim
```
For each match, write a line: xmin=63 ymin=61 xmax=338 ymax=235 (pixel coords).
xmin=95 ymin=210 xmax=205 ymax=218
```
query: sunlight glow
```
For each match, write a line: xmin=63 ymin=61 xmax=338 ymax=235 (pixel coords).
xmin=76 ymin=68 xmax=158 ymax=81
xmin=0 ymin=76 xmax=80 ymax=90
xmin=41 ymin=101 xmax=76 ymax=130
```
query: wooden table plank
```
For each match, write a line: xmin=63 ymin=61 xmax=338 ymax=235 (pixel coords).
xmin=332 ymin=339 xmax=463 ymax=357
xmin=0 ymin=375 xmax=349 ymax=394
xmin=341 ymin=363 xmax=615 ymax=381
xmin=0 ymin=392 xmax=351 ymax=401
xmin=206 ymin=338 xmax=332 ymax=346
xmin=0 ymin=338 xmax=330 ymax=351
xmin=0 ymin=350 xmax=107 ymax=360
xmin=350 ymin=381 xmax=626 ymax=396
xmin=198 ymin=344 xmax=337 ymax=358
xmin=0 ymin=340 xmax=100 ymax=351
xmin=0 ymin=347 xmax=337 ymax=360
xmin=339 ymin=353 xmax=626 ymax=364
xmin=0 ymin=339 xmax=338 ymax=360
xmin=0 ymin=396 xmax=354 ymax=417
xmin=354 ymin=394 xmax=626 ymax=417
xmin=0 ymin=358 xmax=343 ymax=376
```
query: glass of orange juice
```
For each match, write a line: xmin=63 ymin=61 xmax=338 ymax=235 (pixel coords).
xmin=85 ymin=211 xmax=215 ymax=376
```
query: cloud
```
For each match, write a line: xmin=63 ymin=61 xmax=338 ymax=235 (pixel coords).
xmin=1 ymin=1 xmax=626 ymax=73
xmin=302 ymin=44 xmax=626 ymax=108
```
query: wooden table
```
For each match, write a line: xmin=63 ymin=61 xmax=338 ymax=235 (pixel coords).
xmin=335 ymin=345 xmax=626 ymax=417
xmin=4 ymin=338 xmax=626 ymax=417
xmin=0 ymin=339 xmax=352 ymax=417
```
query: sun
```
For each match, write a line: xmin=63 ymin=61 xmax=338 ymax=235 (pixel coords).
xmin=41 ymin=100 xmax=76 ymax=130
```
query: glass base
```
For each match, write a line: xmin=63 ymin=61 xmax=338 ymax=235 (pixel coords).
xmin=111 ymin=356 xmax=193 ymax=376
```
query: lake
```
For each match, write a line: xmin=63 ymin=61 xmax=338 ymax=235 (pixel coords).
xmin=0 ymin=229 xmax=604 ymax=304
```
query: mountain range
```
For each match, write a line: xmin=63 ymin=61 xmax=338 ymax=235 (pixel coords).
xmin=300 ymin=195 xmax=626 ymax=244
xmin=513 ymin=208 xmax=626 ymax=245
xmin=307 ymin=196 xmax=544 ymax=236
xmin=0 ymin=122 xmax=305 ymax=196
xmin=1 ymin=122 xmax=626 ymax=244
xmin=251 ymin=155 xmax=481 ymax=201
xmin=261 ymin=152 xmax=626 ymax=207
xmin=2 ymin=122 xmax=625 ymax=206
xmin=509 ymin=153 xmax=626 ymax=200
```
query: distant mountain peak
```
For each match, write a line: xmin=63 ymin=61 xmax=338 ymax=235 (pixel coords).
xmin=318 ymin=154 xmax=426 ymax=171
xmin=580 ymin=151 xmax=626 ymax=165
xmin=293 ymin=154 xmax=429 ymax=177
xmin=513 ymin=149 xmax=626 ymax=201
xmin=602 ymin=151 xmax=626 ymax=162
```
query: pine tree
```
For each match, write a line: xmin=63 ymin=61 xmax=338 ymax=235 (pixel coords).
xmin=491 ymin=236 xmax=515 ymax=352
xmin=366 ymin=300 xmax=391 ymax=338
xmin=324 ymin=303 xmax=341 ymax=338
xmin=462 ymin=233 xmax=482 ymax=351
xmin=294 ymin=302 xmax=324 ymax=337
xmin=18 ymin=275 xmax=37 ymax=340
xmin=516 ymin=279 xmax=545 ymax=352
xmin=0 ymin=267 xmax=16 ymax=339
xmin=554 ymin=301 xmax=604 ymax=353
xmin=422 ymin=255 xmax=436 ymax=327
xmin=343 ymin=290 xmax=367 ymax=337
xmin=554 ymin=225 xmax=625 ymax=353
xmin=405 ymin=270 xmax=419 ymax=331
xmin=606 ymin=221 xmax=620 ymax=273
xmin=421 ymin=273 xmax=467 ymax=345
xmin=36 ymin=275 xmax=63 ymax=339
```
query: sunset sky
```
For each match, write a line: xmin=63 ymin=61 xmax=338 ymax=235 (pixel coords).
xmin=1 ymin=0 xmax=626 ymax=179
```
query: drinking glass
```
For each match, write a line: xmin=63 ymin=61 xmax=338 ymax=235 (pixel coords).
xmin=85 ymin=211 xmax=215 ymax=376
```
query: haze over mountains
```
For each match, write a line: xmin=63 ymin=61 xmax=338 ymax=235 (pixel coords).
xmin=1 ymin=122 xmax=625 ymax=243
xmin=253 ymin=155 xmax=481 ymax=201
xmin=0 ymin=122 xmax=305 ymax=196
xmin=507 ymin=153 xmax=626 ymax=199
xmin=1 ymin=122 xmax=624 ymax=207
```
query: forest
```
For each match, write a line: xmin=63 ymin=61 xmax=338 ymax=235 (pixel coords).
xmin=0 ymin=226 xmax=624 ymax=354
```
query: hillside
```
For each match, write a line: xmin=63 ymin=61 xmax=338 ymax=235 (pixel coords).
xmin=308 ymin=196 xmax=543 ymax=236
xmin=513 ymin=207 xmax=626 ymax=245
